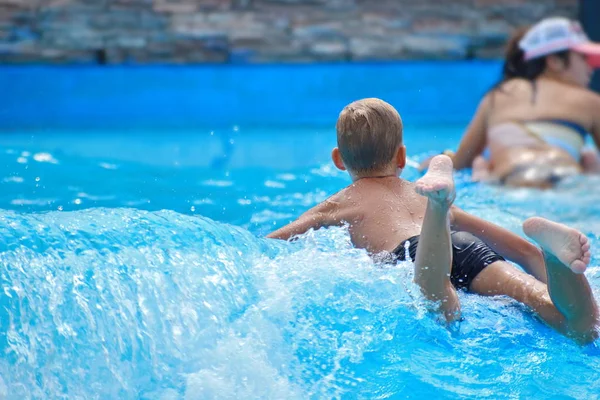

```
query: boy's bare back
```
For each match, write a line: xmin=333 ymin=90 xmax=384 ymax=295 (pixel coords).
xmin=330 ymin=178 xmax=426 ymax=252
xmin=267 ymin=98 xmax=430 ymax=254
xmin=269 ymin=177 xmax=430 ymax=254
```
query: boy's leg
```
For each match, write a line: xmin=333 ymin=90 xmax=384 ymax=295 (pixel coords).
xmin=471 ymin=261 xmax=568 ymax=332
xmin=470 ymin=218 xmax=598 ymax=342
xmin=414 ymin=155 xmax=461 ymax=322
xmin=523 ymin=217 xmax=598 ymax=336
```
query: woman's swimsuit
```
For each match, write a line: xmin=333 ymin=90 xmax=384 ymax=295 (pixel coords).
xmin=392 ymin=231 xmax=505 ymax=291
xmin=483 ymin=119 xmax=590 ymax=162
xmin=481 ymin=119 xmax=589 ymax=185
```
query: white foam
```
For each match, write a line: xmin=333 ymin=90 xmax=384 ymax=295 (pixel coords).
xmin=265 ymin=180 xmax=286 ymax=189
xmin=3 ymin=176 xmax=24 ymax=183
xmin=99 ymin=162 xmax=118 ymax=170
xmin=201 ymin=180 xmax=233 ymax=187
xmin=33 ymin=152 xmax=59 ymax=164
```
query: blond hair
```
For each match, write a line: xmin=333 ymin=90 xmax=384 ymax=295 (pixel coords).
xmin=335 ymin=98 xmax=403 ymax=174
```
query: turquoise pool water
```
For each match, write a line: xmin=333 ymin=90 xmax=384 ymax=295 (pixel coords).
xmin=1 ymin=126 xmax=600 ymax=399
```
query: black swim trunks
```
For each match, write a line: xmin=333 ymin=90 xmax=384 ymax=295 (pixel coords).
xmin=392 ymin=231 xmax=506 ymax=291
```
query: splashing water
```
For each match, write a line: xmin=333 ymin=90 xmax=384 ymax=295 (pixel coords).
xmin=2 ymin=129 xmax=600 ymax=398
xmin=1 ymin=209 xmax=599 ymax=399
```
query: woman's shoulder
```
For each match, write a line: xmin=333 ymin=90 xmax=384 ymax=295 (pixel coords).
xmin=484 ymin=79 xmax=533 ymax=103
xmin=535 ymin=79 xmax=600 ymax=120
xmin=482 ymin=79 xmax=533 ymax=109
xmin=579 ymin=88 xmax=600 ymax=113
xmin=494 ymin=78 xmax=533 ymax=93
xmin=577 ymin=85 xmax=600 ymax=103
xmin=498 ymin=78 xmax=600 ymax=105
xmin=553 ymin=81 xmax=600 ymax=107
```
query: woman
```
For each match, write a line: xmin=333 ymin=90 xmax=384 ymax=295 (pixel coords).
xmin=426 ymin=17 xmax=600 ymax=188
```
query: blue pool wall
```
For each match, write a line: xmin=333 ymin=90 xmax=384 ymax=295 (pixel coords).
xmin=0 ymin=61 xmax=502 ymax=130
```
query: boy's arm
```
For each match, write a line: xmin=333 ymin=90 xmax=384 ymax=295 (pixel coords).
xmin=267 ymin=199 xmax=341 ymax=241
xmin=450 ymin=207 xmax=547 ymax=283
xmin=267 ymin=210 xmax=326 ymax=240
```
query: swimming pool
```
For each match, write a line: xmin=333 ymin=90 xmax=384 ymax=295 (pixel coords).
xmin=1 ymin=64 xmax=600 ymax=399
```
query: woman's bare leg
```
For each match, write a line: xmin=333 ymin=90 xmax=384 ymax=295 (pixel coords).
xmin=581 ymin=148 xmax=600 ymax=174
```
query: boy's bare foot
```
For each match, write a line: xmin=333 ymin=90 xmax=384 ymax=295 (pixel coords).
xmin=415 ymin=155 xmax=456 ymax=205
xmin=523 ymin=217 xmax=591 ymax=274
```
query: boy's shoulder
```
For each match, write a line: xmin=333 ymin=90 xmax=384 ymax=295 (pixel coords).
xmin=317 ymin=184 xmax=354 ymax=210
xmin=336 ymin=176 xmax=419 ymax=203
xmin=309 ymin=183 xmax=364 ymax=217
xmin=318 ymin=177 xmax=418 ymax=206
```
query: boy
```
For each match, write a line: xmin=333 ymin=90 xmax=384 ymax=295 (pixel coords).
xmin=268 ymin=98 xmax=599 ymax=343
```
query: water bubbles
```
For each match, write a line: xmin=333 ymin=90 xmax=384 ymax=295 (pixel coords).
xmin=250 ymin=210 xmax=293 ymax=224
xmin=57 ymin=205 xmax=63 ymax=211
xmin=98 ymin=162 xmax=118 ymax=170
xmin=265 ymin=180 xmax=285 ymax=189
xmin=3 ymin=176 xmax=24 ymax=183
xmin=35 ymin=177 xmax=40 ymax=182
xmin=201 ymin=180 xmax=233 ymax=187
xmin=277 ymin=174 xmax=296 ymax=181
xmin=190 ymin=206 xmax=196 ymax=212
xmin=193 ymin=199 xmax=214 ymax=206
xmin=33 ymin=152 xmax=58 ymax=164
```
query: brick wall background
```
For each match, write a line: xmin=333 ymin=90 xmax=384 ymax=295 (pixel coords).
xmin=0 ymin=0 xmax=578 ymax=64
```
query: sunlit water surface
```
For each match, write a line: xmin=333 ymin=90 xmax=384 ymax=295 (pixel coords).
xmin=1 ymin=127 xmax=599 ymax=399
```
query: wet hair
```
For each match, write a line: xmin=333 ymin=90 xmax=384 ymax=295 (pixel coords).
xmin=335 ymin=98 xmax=403 ymax=174
xmin=490 ymin=26 xmax=570 ymax=96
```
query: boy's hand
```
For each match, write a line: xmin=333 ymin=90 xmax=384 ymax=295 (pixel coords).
xmin=267 ymin=198 xmax=341 ymax=240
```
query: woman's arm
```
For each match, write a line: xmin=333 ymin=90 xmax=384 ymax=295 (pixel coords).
xmin=419 ymin=94 xmax=491 ymax=171
xmin=450 ymin=94 xmax=491 ymax=170
xmin=587 ymin=94 xmax=600 ymax=152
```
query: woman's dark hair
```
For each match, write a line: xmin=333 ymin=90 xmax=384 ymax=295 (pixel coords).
xmin=489 ymin=26 xmax=571 ymax=97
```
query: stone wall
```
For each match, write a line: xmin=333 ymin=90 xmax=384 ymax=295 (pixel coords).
xmin=0 ymin=0 xmax=578 ymax=64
